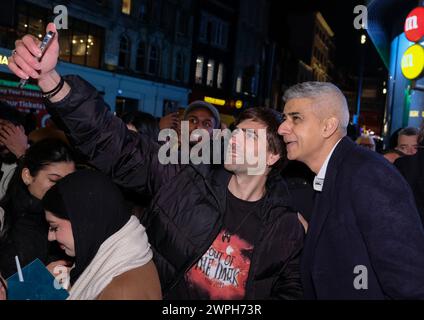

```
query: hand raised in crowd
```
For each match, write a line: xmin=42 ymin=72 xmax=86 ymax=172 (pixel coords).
xmin=0 ymin=120 xmax=28 ymax=158
xmin=8 ymin=22 xmax=59 ymax=82
xmin=159 ymin=112 xmax=180 ymax=130
xmin=8 ymin=23 xmax=69 ymax=102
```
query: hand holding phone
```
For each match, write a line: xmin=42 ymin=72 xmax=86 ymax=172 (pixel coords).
xmin=8 ymin=23 xmax=60 ymax=86
xmin=18 ymin=31 xmax=55 ymax=88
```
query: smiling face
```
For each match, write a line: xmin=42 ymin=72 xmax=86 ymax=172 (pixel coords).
xmin=278 ymin=98 xmax=326 ymax=166
xmin=22 ymin=161 xmax=76 ymax=200
xmin=45 ymin=211 xmax=75 ymax=257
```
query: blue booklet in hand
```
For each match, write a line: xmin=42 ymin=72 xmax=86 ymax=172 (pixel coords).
xmin=7 ymin=259 xmax=69 ymax=300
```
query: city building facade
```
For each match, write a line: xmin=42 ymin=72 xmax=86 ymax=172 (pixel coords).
xmin=0 ymin=0 xmax=194 ymax=125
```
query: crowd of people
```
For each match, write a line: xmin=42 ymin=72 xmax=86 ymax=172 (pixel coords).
xmin=0 ymin=23 xmax=424 ymax=300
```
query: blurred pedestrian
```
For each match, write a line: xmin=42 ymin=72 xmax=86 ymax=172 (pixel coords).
xmin=395 ymin=122 xmax=424 ymax=224
xmin=395 ymin=127 xmax=419 ymax=156
xmin=355 ymin=134 xmax=376 ymax=151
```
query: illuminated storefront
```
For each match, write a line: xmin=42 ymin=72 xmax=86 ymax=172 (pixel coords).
xmin=368 ymin=0 xmax=424 ymax=137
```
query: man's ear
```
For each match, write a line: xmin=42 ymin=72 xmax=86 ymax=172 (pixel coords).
xmin=21 ymin=168 xmax=34 ymax=186
xmin=322 ymin=117 xmax=339 ymax=138
xmin=267 ymin=153 xmax=280 ymax=167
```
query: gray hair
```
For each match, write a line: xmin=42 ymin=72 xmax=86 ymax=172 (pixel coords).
xmin=283 ymin=82 xmax=350 ymax=133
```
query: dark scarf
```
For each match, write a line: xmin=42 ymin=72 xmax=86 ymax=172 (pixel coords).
xmin=42 ymin=170 xmax=130 ymax=285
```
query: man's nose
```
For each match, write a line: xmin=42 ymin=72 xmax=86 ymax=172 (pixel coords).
xmin=188 ymin=123 xmax=199 ymax=135
xmin=278 ymin=121 xmax=291 ymax=136
xmin=189 ymin=122 xmax=198 ymax=130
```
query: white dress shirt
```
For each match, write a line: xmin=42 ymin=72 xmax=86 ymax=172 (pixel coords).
xmin=313 ymin=139 xmax=342 ymax=192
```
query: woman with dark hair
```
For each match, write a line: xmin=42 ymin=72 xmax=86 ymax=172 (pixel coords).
xmin=0 ymin=139 xmax=75 ymax=277
xmin=42 ymin=170 xmax=161 ymax=300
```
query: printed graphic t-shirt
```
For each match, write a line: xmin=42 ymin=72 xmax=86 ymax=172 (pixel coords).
xmin=184 ymin=190 xmax=263 ymax=299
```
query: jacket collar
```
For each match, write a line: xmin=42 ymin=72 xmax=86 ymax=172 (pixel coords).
xmin=319 ymin=137 xmax=356 ymax=192
xmin=203 ymin=165 xmax=293 ymax=220
xmin=313 ymin=138 xmax=343 ymax=191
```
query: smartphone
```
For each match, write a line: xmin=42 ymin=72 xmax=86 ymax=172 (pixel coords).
xmin=18 ymin=31 xmax=55 ymax=89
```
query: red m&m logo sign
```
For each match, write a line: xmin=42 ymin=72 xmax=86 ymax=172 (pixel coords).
xmin=405 ymin=7 xmax=424 ymax=42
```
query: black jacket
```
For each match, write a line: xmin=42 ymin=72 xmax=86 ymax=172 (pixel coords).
xmin=0 ymin=182 xmax=50 ymax=278
xmin=395 ymin=149 xmax=424 ymax=225
xmin=47 ymin=75 xmax=304 ymax=299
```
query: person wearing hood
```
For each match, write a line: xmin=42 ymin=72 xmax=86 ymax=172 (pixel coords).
xmin=42 ymin=169 xmax=161 ymax=300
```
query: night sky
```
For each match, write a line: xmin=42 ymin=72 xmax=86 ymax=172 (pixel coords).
xmin=270 ymin=0 xmax=386 ymax=78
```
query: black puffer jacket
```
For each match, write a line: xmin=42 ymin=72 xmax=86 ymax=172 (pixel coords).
xmin=47 ymin=75 xmax=304 ymax=299
xmin=145 ymin=164 xmax=304 ymax=299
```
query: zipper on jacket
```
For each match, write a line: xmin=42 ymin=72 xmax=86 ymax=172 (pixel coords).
xmin=243 ymin=198 xmax=272 ymax=299
xmin=165 ymin=170 xmax=225 ymax=294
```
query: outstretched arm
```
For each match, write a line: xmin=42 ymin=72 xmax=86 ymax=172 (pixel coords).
xmin=8 ymin=23 xmax=180 ymax=195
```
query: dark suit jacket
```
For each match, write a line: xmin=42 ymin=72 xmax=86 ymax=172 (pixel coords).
xmin=301 ymin=137 xmax=424 ymax=299
xmin=394 ymin=149 xmax=424 ymax=224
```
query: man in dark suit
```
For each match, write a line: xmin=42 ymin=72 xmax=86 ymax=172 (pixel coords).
xmin=278 ymin=82 xmax=424 ymax=299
